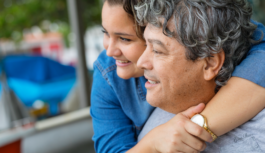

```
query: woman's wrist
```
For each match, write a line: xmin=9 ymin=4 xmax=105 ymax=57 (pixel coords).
xmin=138 ymin=130 xmax=159 ymax=153
xmin=127 ymin=132 xmax=158 ymax=153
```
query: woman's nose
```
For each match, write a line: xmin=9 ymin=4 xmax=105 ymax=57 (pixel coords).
xmin=106 ymin=39 xmax=122 ymax=57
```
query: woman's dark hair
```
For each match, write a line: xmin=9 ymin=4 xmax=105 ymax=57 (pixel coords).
xmin=104 ymin=0 xmax=145 ymax=39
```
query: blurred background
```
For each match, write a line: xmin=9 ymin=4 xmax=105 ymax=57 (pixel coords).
xmin=0 ymin=0 xmax=264 ymax=153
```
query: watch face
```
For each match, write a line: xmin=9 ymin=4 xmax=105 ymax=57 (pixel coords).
xmin=191 ymin=114 xmax=204 ymax=127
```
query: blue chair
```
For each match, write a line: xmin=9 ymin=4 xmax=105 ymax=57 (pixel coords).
xmin=1 ymin=55 xmax=76 ymax=115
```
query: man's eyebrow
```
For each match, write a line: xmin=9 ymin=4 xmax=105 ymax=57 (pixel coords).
xmin=148 ymin=39 xmax=168 ymax=50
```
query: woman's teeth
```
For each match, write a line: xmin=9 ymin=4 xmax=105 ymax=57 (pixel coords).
xmin=117 ymin=60 xmax=131 ymax=63
xmin=148 ymin=80 xmax=159 ymax=84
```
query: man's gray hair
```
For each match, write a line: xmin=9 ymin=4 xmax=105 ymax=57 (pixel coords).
xmin=135 ymin=0 xmax=261 ymax=88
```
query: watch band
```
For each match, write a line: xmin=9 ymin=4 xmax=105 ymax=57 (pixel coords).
xmin=201 ymin=114 xmax=218 ymax=141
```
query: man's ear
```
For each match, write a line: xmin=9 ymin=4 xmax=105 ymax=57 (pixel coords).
xmin=203 ymin=49 xmax=225 ymax=81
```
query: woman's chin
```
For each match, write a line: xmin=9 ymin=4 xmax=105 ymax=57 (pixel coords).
xmin=116 ymin=68 xmax=144 ymax=79
xmin=117 ymin=73 xmax=133 ymax=80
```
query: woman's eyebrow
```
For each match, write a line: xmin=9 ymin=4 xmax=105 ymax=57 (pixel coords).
xmin=102 ymin=25 xmax=134 ymax=36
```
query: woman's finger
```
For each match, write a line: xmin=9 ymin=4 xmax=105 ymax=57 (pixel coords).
xmin=181 ymin=103 xmax=206 ymax=118
xmin=181 ymin=131 xmax=207 ymax=151
xmin=185 ymin=119 xmax=213 ymax=143
xmin=177 ymin=141 xmax=201 ymax=153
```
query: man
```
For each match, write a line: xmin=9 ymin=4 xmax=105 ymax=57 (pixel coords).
xmin=135 ymin=0 xmax=265 ymax=152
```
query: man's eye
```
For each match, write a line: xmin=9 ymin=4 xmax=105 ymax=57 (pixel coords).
xmin=120 ymin=37 xmax=131 ymax=42
xmin=153 ymin=50 xmax=162 ymax=54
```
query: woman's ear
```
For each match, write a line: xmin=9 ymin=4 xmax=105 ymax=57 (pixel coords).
xmin=203 ymin=49 xmax=225 ymax=81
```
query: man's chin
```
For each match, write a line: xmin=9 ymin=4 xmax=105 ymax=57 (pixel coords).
xmin=146 ymin=93 xmax=187 ymax=114
xmin=146 ymin=93 xmax=161 ymax=107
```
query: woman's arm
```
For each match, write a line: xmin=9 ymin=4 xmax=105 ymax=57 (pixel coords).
xmin=202 ymin=77 xmax=265 ymax=136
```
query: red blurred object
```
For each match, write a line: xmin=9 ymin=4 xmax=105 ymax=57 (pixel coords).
xmin=49 ymin=43 xmax=63 ymax=60
xmin=49 ymin=43 xmax=61 ymax=51
xmin=31 ymin=46 xmax=42 ymax=55
xmin=25 ymin=32 xmax=64 ymax=61
xmin=0 ymin=140 xmax=21 ymax=153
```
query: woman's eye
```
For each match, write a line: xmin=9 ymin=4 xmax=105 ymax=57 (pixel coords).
xmin=120 ymin=37 xmax=131 ymax=42
xmin=102 ymin=30 xmax=109 ymax=36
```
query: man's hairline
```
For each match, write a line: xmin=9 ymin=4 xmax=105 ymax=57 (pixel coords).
xmin=144 ymin=23 xmax=172 ymax=52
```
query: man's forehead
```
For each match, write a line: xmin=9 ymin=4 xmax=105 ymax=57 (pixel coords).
xmin=145 ymin=23 xmax=160 ymax=33
xmin=144 ymin=24 xmax=166 ymax=44
xmin=144 ymin=23 xmax=166 ymax=41
xmin=144 ymin=23 xmax=175 ymax=47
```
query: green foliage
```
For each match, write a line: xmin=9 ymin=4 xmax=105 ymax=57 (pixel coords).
xmin=249 ymin=0 xmax=265 ymax=25
xmin=1 ymin=0 xmax=263 ymax=42
xmin=81 ymin=0 xmax=102 ymax=27
xmin=0 ymin=0 xmax=102 ymax=42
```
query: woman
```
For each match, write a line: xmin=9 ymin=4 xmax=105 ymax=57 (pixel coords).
xmin=91 ymin=0 xmax=265 ymax=152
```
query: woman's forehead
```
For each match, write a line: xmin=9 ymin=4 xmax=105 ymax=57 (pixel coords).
xmin=102 ymin=3 xmax=136 ymax=34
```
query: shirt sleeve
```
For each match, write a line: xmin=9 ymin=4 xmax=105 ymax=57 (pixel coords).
xmin=90 ymin=63 xmax=137 ymax=153
xmin=232 ymin=21 xmax=265 ymax=88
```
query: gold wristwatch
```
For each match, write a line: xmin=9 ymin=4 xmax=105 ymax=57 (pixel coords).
xmin=190 ymin=114 xmax=218 ymax=141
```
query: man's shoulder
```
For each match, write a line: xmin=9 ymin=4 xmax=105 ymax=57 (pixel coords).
xmin=94 ymin=50 xmax=117 ymax=77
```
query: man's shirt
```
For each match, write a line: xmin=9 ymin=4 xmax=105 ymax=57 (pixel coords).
xmin=138 ymin=107 xmax=265 ymax=152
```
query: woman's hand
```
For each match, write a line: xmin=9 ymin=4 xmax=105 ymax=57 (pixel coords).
xmin=142 ymin=103 xmax=213 ymax=153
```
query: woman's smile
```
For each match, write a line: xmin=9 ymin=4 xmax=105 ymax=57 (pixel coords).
xmin=116 ymin=60 xmax=132 ymax=67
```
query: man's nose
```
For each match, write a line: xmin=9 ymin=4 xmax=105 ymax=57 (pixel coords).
xmin=106 ymin=39 xmax=121 ymax=57
xmin=137 ymin=47 xmax=153 ymax=70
